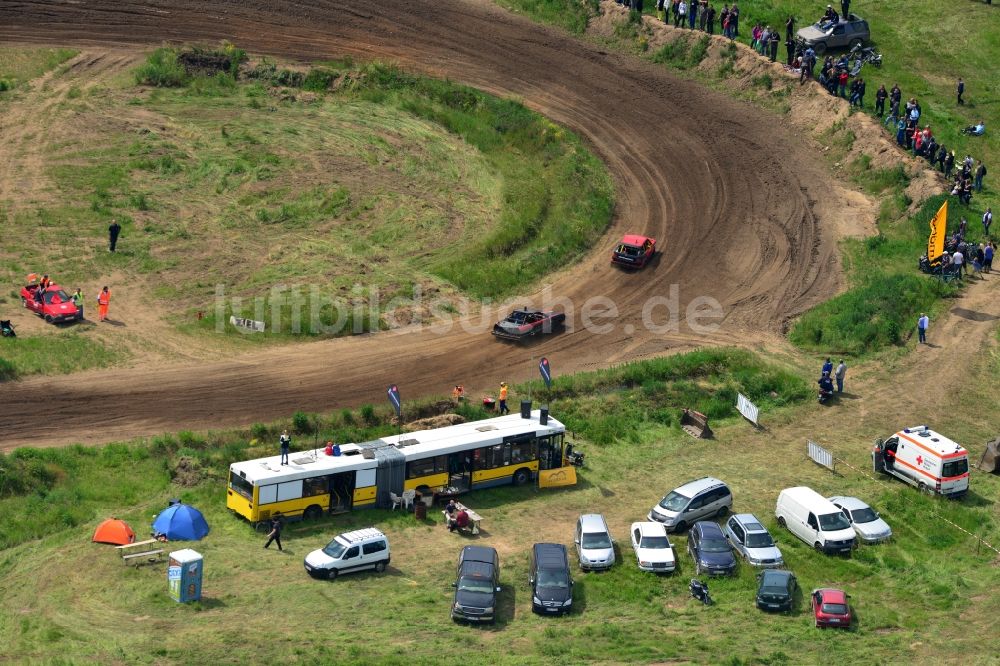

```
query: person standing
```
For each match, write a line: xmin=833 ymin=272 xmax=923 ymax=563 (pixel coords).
xmin=264 ymin=515 xmax=283 ymax=551
xmin=974 ymin=161 xmax=986 ymax=192
xmin=984 ymin=207 xmax=993 ymax=238
xmin=675 ymin=1 xmax=686 ymax=28
xmin=917 ymin=313 xmax=929 ymax=344
xmin=97 ymin=286 xmax=111 ymax=322
xmin=785 ymin=15 xmax=795 ymax=42
xmin=822 ymin=357 xmax=833 ymax=376
xmin=705 ymin=3 xmax=715 ymax=34
xmin=769 ymin=30 xmax=779 ymax=62
xmin=874 ymin=84 xmax=887 ymax=117
xmin=498 ymin=382 xmax=510 ymax=415
xmin=108 ymin=220 xmax=121 ymax=253
xmin=730 ymin=2 xmax=739 ymax=37
xmin=688 ymin=0 xmax=697 ymax=29
xmin=835 ymin=360 xmax=847 ymax=393
xmin=72 ymin=288 xmax=84 ymax=320
xmin=953 ymin=248 xmax=965 ymax=278
xmin=957 ymin=78 xmax=965 ymax=105
xmin=279 ymin=429 xmax=291 ymax=465
xmin=984 ymin=242 xmax=994 ymax=273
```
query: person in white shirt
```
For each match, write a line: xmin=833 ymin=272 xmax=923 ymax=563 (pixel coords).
xmin=984 ymin=208 xmax=993 ymax=238
xmin=952 ymin=250 xmax=965 ymax=278
xmin=917 ymin=313 xmax=929 ymax=344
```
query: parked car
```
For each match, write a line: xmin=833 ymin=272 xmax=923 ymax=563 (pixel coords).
xmin=20 ymin=283 xmax=81 ymax=324
xmin=629 ymin=521 xmax=676 ymax=573
xmin=687 ymin=521 xmax=737 ymax=576
xmin=492 ymin=308 xmax=566 ymax=341
xmin=451 ymin=545 xmax=501 ymax=623
xmin=647 ymin=477 xmax=733 ymax=533
xmin=756 ymin=569 xmax=797 ymax=612
xmin=611 ymin=234 xmax=656 ymax=269
xmin=303 ymin=527 xmax=390 ymax=579
xmin=828 ymin=496 xmax=892 ymax=544
xmin=796 ymin=14 xmax=870 ymax=54
xmin=530 ymin=543 xmax=574 ymax=614
xmin=723 ymin=514 xmax=784 ymax=568
xmin=574 ymin=514 xmax=615 ymax=571
xmin=775 ymin=487 xmax=855 ymax=554
xmin=811 ymin=588 xmax=852 ymax=628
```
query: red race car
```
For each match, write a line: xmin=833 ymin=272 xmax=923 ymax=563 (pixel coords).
xmin=811 ymin=588 xmax=852 ymax=629
xmin=492 ymin=309 xmax=566 ymax=341
xmin=611 ymin=234 xmax=656 ymax=269
xmin=21 ymin=283 xmax=82 ymax=324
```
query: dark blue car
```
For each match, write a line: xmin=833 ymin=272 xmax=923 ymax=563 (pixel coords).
xmin=687 ymin=521 xmax=737 ymax=576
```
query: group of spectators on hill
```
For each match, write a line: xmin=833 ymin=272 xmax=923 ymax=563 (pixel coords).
xmin=615 ymin=0 xmax=742 ymax=38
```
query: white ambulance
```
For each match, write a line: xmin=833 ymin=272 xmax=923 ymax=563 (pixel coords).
xmin=872 ymin=426 xmax=969 ymax=498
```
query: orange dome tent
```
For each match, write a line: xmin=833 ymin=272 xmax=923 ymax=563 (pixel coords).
xmin=93 ymin=518 xmax=136 ymax=545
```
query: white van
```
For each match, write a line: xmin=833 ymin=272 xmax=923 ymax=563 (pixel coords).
xmin=304 ymin=527 xmax=390 ymax=579
xmin=872 ymin=426 xmax=969 ymax=498
xmin=775 ymin=487 xmax=855 ymax=555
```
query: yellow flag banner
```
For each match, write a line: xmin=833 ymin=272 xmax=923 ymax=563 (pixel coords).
xmin=927 ymin=200 xmax=948 ymax=261
xmin=538 ymin=466 xmax=577 ymax=489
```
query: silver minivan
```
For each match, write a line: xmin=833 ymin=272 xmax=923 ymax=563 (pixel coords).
xmin=647 ymin=477 xmax=733 ymax=532
xmin=723 ymin=513 xmax=784 ymax=568
xmin=574 ymin=513 xmax=615 ymax=571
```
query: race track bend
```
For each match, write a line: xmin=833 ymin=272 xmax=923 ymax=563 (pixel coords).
xmin=0 ymin=0 xmax=854 ymax=449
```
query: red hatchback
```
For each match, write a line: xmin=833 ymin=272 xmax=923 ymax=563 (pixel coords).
xmin=21 ymin=284 xmax=82 ymax=324
xmin=611 ymin=234 xmax=656 ymax=269
xmin=811 ymin=588 xmax=852 ymax=628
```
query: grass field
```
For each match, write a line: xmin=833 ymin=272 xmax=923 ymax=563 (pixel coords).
xmin=2 ymin=347 xmax=1000 ymax=664
xmin=0 ymin=46 xmax=77 ymax=89
xmin=1 ymin=49 xmax=612 ymax=353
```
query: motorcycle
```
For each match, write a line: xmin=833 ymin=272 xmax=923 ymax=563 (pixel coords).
xmin=818 ymin=375 xmax=835 ymax=404
xmin=689 ymin=578 xmax=712 ymax=606
xmin=847 ymin=44 xmax=882 ymax=76
xmin=565 ymin=443 xmax=585 ymax=468
xmin=1 ymin=320 xmax=15 ymax=338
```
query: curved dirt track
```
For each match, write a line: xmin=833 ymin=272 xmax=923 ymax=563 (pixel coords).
xmin=0 ymin=0 xmax=844 ymax=449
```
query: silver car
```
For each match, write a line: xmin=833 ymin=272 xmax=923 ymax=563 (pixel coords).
xmin=723 ymin=514 xmax=784 ymax=568
xmin=796 ymin=15 xmax=870 ymax=55
xmin=574 ymin=513 xmax=615 ymax=571
xmin=828 ymin=496 xmax=892 ymax=544
xmin=647 ymin=477 xmax=733 ymax=533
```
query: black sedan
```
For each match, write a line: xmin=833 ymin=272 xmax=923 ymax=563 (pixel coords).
xmin=756 ymin=569 xmax=797 ymax=612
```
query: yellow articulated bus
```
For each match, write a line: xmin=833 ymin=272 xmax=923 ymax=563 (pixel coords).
xmin=227 ymin=410 xmax=573 ymax=526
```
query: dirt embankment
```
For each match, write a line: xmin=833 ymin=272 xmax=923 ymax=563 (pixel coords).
xmin=593 ymin=1 xmax=940 ymax=212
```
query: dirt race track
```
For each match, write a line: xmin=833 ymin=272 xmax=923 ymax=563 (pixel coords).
xmin=0 ymin=0 xmax=850 ymax=449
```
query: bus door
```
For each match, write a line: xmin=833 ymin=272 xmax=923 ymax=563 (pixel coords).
xmin=326 ymin=471 xmax=356 ymax=514
xmin=448 ymin=452 xmax=471 ymax=491
xmin=538 ymin=434 xmax=564 ymax=470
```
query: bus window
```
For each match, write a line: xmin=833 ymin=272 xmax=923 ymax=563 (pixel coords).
xmin=407 ymin=457 xmax=437 ymax=479
xmin=303 ymin=477 xmax=328 ymax=497
xmin=230 ymin=472 xmax=253 ymax=500
xmin=259 ymin=484 xmax=278 ymax=504
xmin=434 ymin=455 xmax=448 ymax=473
xmin=277 ymin=480 xmax=303 ymax=502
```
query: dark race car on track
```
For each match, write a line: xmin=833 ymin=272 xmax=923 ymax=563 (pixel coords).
xmin=492 ymin=309 xmax=566 ymax=341
xmin=611 ymin=234 xmax=656 ymax=269
xmin=20 ymin=284 xmax=82 ymax=324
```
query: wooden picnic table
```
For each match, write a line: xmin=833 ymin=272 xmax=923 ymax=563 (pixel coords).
xmin=116 ymin=538 xmax=165 ymax=566
xmin=441 ymin=502 xmax=482 ymax=535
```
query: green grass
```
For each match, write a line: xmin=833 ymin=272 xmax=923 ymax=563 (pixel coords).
xmin=2 ymin=51 xmax=612 ymax=345
xmin=2 ymin=348 xmax=1000 ymax=663
xmin=0 ymin=328 xmax=118 ymax=379
xmin=494 ymin=0 xmax=600 ymax=34
xmin=0 ymin=46 xmax=77 ymax=89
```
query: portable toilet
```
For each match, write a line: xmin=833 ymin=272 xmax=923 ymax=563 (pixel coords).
xmin=168 ymin=549 xmax=203 ymax=603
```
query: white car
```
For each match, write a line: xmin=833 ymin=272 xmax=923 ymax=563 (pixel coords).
xmin=828 ymin=496 xmax=892 ymax=544
xmin=629 ymin=522 xmax=676 ymax=573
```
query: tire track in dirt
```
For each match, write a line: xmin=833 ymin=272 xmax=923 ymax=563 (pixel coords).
xmin=0 ymin=0 xmax=848 ymax=448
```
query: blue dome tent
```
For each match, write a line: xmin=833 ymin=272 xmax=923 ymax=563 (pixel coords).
xmin=152 ymin=502 xmax=209 ymax=541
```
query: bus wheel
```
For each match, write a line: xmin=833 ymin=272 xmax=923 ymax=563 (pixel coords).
xmin=304 ymin=505 xmax=323 ymax=520
xmin=513 ymin=468 xmax=530 ymax=486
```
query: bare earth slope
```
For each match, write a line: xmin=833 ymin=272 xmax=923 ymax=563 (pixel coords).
xmin=0 ymin=0 xmax=847 ymax=448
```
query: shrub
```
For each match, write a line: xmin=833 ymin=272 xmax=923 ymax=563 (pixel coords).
xmin=292 ymin=411 xmax=314 ymax=434
xmin=135 ymin=48 xmax=188 ymax=87
xmin=360 ymin=404 xmax=377 ymax=426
